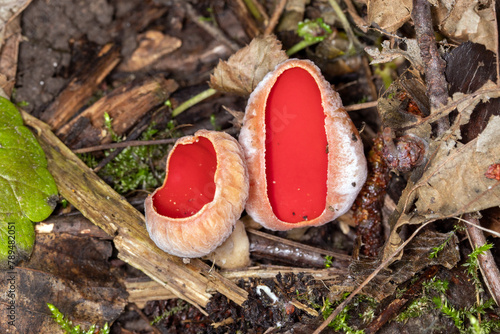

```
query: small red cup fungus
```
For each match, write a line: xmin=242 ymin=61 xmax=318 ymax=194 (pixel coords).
xmin=239 ymin=59 xmax=367 ymax=231
xmin=144 ymin=129 xmax=249 ymax=257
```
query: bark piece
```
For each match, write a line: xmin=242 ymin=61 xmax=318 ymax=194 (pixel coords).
xmin=119 ymin=31 xmax=182 ymax=72
xmin=57 ymin=76 xmax=178 ymax=149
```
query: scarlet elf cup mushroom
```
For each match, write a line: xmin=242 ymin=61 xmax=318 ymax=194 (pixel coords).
xmin=239 ymin=59 xmax=367 ymax=231
xmin=144 ymin=130 xmax=249 ymax=258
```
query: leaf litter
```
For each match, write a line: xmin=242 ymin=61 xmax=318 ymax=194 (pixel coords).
xmin=2 ymin=0 xmax=500 ymax=333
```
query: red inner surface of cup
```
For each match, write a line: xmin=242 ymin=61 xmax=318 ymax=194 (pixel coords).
xmin=265 ymin=67 xmax=328 ymax=223
xmin=153 ymin=137 xmax=217 ymax=218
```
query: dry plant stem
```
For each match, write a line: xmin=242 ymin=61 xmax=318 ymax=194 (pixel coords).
xmin=184 ymin=2 xmax=240 ymax=52
xmin=412 ymin=0 xmax=449 ymax=135
xmin=464 ymin=213 xmax=500 ymax=306
xmin=344 ymin=100 xmax=378 ymax=112
xmin=243 ymin=0 xmax=269 ymax=24
xmin=93 ymin=109 xmax=157 ymax=172
xmin=326 ymin=0 xmax=361 ymax=53
xmin=21 ymin=110 xmax=248 ymax=311
xmin=264 ymin=0 xmax=287 ymax=35
xmin=396 ymin=87 xmax=500 ymax=132
xmin=230 ymin=0 xmax=261 ymax=39
xmin=343 ymin=0 xmax=368 ymax=33
xmin=363 ymin=265 xmax=439 ymax=334
xmin=73 ymin=138 xmax=178 ymax=154
xmin=312 ymin=220 xmax=434 ymax=334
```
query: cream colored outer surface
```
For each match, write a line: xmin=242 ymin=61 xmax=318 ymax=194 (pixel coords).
xmin=144 ymin=130 xmax=249 ymax=257
xmin=239 ymin=59 xmax=367 ymax=231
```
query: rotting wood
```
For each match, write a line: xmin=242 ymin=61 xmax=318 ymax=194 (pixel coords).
xmin=124 ymin=265 xmax=347 ymax=306
xmin=21 ymin=110 xmax=249 ymax=311
xmin=57 ymin=76 xmax=178 ymax=148
xmin=125 ymin=277 xmax=177 ymax=308
xmin=40 ymin=43 xmax=121 ymax=131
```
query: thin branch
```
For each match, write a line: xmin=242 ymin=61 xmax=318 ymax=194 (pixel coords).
xmin=242 ymin=0 xmax=269 ymax=24
xmin=343 ymin=0 xmax=368 ymax=33
xmin=412 ymin=0 xmax=449 ymax=135
xmin=463 ymin=214 xmax=500 ymax=306
xmin=326 ymin=0 xmax=361 ymax=53
xmin=344 ymin=101 xmax=378 ymax=112
xmin=184 ymin=2 xmax=240 ymax=52
xmin=312 ymin=220 xmax=434 ymax=334
xmin=264 ymin=0 xmax=287 ymax=35
xmin=73 ymin=138 xmax=178 ymax=154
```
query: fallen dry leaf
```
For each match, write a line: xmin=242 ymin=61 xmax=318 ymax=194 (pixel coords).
xmin=366 ymin=39 xmax=423 ymax=73
xmin=434 ymin=0 xmax=497 ymax=52
xmin=383 ymin=115 xmax=500 ymax=260
xmin=445 ymin=42 xmax=500 ymax=143
xmin=0 ymin=0 xmax=30 ymax=46
xmin=209 ymin=34 xmax=288 ymax=96
xmin=367 ymin=0 xmax=412 ymax=32
xmin=415 ymin=116 xmax=500 ymax=217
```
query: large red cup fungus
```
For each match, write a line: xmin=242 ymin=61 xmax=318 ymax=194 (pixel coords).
xmin=144 ymin=129 xmax=249 ymax=257
xmin=239 ymin=59 xmax=367 ymax=231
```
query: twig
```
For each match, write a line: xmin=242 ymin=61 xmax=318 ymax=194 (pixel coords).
xmin=247 ymin=229 xmax=350 ymax=269
xmin=412 ymin=0 xmax=449 ymax=135
xmin=73 ymin=138 xmax=178 ymax=154
xmin=363 ymin=266 xmax=440 ymax=333
xmin=92 ymin=109 xmax=157 ymax=173
xmin=326 ymin=0 xmax=361 ymax=54
xmin=242 ymin=0 xmax=268 ymax=24
xmin=343 ymin=0 xmax=368 ymax=33
xmin=184 ymin=2 xmax=240 ymax=52
xmin=312 ymin=220 xmax=434 ymax=334
xmin=463 ymin=213 xmax=500 ymax=306
xmin=171 ymin=88 xmax=217 ymax=117
xmin=264 ymin=0 xmax=287 ymax=35
xmin=344 ymin=100 xmax=378 ymax=112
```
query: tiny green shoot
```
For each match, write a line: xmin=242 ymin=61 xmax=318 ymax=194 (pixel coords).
xmin=151 ymin=300 xmax=189 ymax=326
xmin=103 ymin=112 xmax=120 ymax=142
xmin=463 ymin=243 xmax=494 ymax=293
xmin=47 ymin=303 xmax=110 ymax=334
xmin=324 ymin=255 xmax=333 ymax=268
xmin=287 ymin=18 xmax=332 ymax=56
xmin=210 ymin=113 xmax=221 ymax=131
xmin=429 ymin=231 xmax=455 ymax=259
xmin=321 ymin=294 xmax=364 ymax=334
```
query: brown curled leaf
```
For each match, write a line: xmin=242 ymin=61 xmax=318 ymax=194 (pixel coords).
xmin=209 ymin=34 xmax=288 ymax=96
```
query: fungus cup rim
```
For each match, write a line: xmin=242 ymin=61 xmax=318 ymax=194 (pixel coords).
xmin=239 ymin=58 xmax=368 ymax=231
xmin=145 ymin=129 xmax=249 ymax=257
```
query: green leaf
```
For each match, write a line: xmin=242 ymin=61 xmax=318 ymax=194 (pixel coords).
xmin=0 ymin=96 xmax=58 ymax=269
